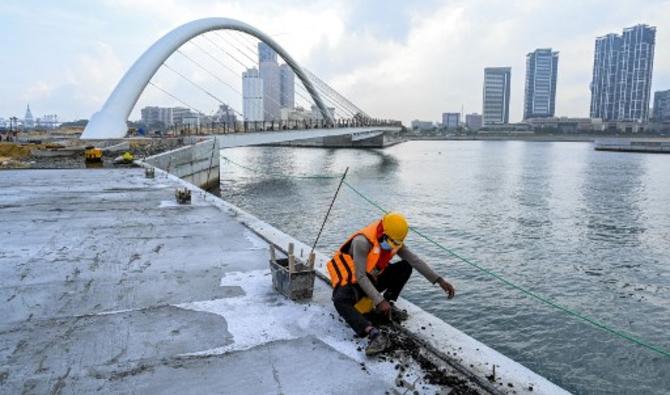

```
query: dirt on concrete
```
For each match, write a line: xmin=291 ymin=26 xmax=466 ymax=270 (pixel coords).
xmin=0 ymin=139 xmax=186 ymax=169
xmin=363 ymin=311 xmax=487 ymax=394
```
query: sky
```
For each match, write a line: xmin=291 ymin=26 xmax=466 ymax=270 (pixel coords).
xmin=1 ymin=0 xmax=669 ymax=125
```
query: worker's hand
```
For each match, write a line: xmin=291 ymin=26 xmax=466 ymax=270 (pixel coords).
xmin=438 ymin=278 xmax=455 ymax=299
xmin=376 ymin=299 xmax=392 ymax=315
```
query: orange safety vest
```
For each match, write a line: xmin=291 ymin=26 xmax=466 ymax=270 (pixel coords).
xmin=326 ymin=220 xmax=400 ymax=288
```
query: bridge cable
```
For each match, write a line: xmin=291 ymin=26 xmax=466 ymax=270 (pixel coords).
xmin=223 ymin=30 xmax=357 ymax=120
xmin=161 ymin=62 xmax=244 ymax=117
xmin=203 ymin=31 xmax=316 ymax=121
xmin=231 ymin=31 xmax=359 ymax=119
xmin=218 ymin=154 xmax=670 ymax=360
xmin=175 ymin=49 xmax=243 ymax=96
xmin=210 ymin=31 xmax=318 ymax=109
xmin=147 ymin=81 xmax=208 ymax=115
xmin=303 ymin=68 xmax=370 ymax=118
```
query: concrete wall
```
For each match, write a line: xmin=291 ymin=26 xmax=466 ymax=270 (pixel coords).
xmin=143 ymin=138 xmax=219 ymax=189
xmin=267 ymin=130 xmax=405 ymax=148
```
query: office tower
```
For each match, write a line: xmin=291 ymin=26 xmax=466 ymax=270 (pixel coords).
xmin=243 ymin=68 xmax=264 ymax=122
xmin=258 ymin=42 xmax=280 ymax=121
xmin=590 ymin=24 xmax=656 ymax=122
xmin=279 ymin=64 xmax=295 ymax=109
xmin=483 ymin=67 xmax=511 ymax=125
xmin=524 ymin=49 xmax=559 ymax=119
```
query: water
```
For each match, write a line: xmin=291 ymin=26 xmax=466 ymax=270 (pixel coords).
xmin=219 ymin=141 xmax=670 ymax=394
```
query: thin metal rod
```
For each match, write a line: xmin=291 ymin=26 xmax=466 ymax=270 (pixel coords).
xmin=310 ymin=167 xmax=349 ymax=255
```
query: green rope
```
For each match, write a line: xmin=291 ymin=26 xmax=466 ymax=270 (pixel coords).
xmin=221 ymin=155 xmax=670 ymax=359
xmin=221 ymin=156 xmax=338 ymax=180
xmin=342 ymin=181 xmax=670 ymax=359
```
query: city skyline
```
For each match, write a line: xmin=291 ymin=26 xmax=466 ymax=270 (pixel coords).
xmin=1 ymin=1 xmax=669 ymax=125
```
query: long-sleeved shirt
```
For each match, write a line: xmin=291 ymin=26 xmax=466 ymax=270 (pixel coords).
xmin=349 ymin=234 xmax=441 ymax=306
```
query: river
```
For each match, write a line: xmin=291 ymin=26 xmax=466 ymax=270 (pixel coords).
xmin=219 ymin=140 xmax=670 ymax=394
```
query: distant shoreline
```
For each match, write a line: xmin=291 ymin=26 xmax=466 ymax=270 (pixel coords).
xmin=406 ymin=134 xmax=670 ymax=143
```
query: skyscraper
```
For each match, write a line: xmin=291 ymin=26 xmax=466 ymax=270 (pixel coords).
xmin=258 ymin=42 xmax=281 ymax=121
xmin=590 ymin=24 xmax=656 ymax=122
xmin=243 ymin=68 xmax=264 ymax=122
xmin=258 ymin=42 xmax=277 ymax=63
xmin=524 ymin=49 xmax=559 ymax=119
xmin=590 ymin=34 xmax=621 ymax=121
xmin=483 ymin=67 xmax=511 ymax=125
xmin=279 ymin=64 xmax=295 ymax=109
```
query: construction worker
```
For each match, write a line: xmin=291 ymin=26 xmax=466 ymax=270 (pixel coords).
xmin=327 ymin=212 xmax=456 ymax=356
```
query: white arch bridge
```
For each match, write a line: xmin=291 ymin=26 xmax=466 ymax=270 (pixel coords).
xmin=81 ymin=17 xmax=402 ymax=146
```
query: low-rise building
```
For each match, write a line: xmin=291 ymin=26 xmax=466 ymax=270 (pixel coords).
xmin=410 ymin=120 xmax=434 ymax=130
xmin=36 ymin=114 xmax=59 ymax=129
xmin=280 ymin=106 xmax=312 ymax=122
xmin=212 ymin=104 xmax=237 ymax=126
xmin=652 ymin=90 xmax=670 ymax=122
xmin=465 ymin=113 xmax=482 ymax=130
xmin=526 ymin=117 xmax=603 ymax=133
xmin=442 ymin=113 xmax=460 ymax=129
xmin=141 ymin=106 xmax=173 ymax=128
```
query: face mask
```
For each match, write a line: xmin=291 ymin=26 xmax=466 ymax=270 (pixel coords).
xmin=380 ymin=240 xmax=393 ymax=251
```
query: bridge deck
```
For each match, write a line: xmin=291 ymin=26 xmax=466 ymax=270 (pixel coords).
xmin=0 ymin=168 xmax=450 ymax=394
xmin=217 ymin=126 xmax=401 ymax=148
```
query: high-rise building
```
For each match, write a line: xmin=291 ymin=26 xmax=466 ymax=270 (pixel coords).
xmin=243 ymin=67 xmax=264 ymax=122
xmin=590 ymin=34 xmax=621 ymax=121
xmin=259 ymin=42 xmax=277 ymax=63
xmin=258 ymin=42 xmax=280 ymax=121
xmin=465 ymin=113 xmax=483 ymax=130
xmin=483 ymin=67 xmax=511 ymax=125
xmin=24 ymin=104 xmax=34 ymax=128
xmin=590 ymin=24 xmax=656 ymax=122
xmin=279 ymin=64 xmax=295 ymax=109
xmin=442 ymin=112 xmax=460 ymax=129
xmin=524 ymin=49 xmax=559 ymax=119
xmin=653 ymin=90 xmax=670 ymax=122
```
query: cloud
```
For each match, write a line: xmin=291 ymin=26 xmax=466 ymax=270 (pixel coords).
xmin=16 ymin=41 xmax=124 ymax=120
xmin=2 ymin=0 xmax=669 ymax=123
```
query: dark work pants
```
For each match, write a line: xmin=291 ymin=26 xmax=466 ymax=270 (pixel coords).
xmin=332 ymin=260 xmax=413 ymax=336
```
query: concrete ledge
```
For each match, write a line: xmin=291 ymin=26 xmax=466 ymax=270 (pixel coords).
xmin=142 ymin=164 xmax=569 ymax=395
xmin=142 ymin=138 xmax=220 ymax=189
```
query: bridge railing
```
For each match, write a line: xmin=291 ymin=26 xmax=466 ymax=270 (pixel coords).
xmin=136 ymin=118 xmax=402 ymax=137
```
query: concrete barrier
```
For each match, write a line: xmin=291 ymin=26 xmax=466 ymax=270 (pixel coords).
xmin=142 ymin=138 xmax=219 ymax=189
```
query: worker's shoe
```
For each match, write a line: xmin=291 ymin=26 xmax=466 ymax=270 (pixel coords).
xmin=365 ymin=328 xmax=390 ymax=356
xmin=390 ymin=304 xmax=409 ymax=322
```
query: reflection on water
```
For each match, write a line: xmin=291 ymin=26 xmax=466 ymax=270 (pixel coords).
xmin=220 ymin=141 xmax=670 ymax=394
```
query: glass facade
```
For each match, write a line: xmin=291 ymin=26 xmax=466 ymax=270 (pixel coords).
xmin=524 ymin=49 xmax=559 ymax=119
xmin=590 ymin=25 xmax=656 ymax=122
xmin=483 ymin=67 xmax=511 ymax=125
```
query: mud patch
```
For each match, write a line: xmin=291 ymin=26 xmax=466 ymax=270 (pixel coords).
xmin=376 ymin=323 xmax=483 ymax=395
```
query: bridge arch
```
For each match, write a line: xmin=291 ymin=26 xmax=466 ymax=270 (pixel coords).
xmin=81 ymin=17 xmax=334 ymax=139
